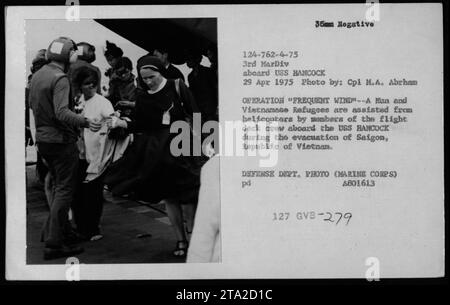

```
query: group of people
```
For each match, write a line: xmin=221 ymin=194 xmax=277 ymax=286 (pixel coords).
xmin=26 ymin=36 xmax=219 ymax=261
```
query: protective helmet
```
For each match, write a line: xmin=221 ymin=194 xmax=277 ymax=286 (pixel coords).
xmin=46 ymin=37 xmax=78 ymax=63
xmin=76 ymin=42 xmax=96 ymax=63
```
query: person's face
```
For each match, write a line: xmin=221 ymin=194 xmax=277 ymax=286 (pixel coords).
xmin=81 ymin=77 xmax=97 ymax=100
xmin=106 ymin=55 xmax=119 ymax=68
xmin=140 ymin=68 xmax=163 ymax=91
xmin=153 ymin=50 xmax=168 ymax=65
xmin=116 ymin=66 xmax=131 ymax=81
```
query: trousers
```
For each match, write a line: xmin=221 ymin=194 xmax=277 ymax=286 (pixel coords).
xmin=38 ymin=142 xmax=79 ymax=247
xmin=72 ymin=159 xmax=104 ymax=237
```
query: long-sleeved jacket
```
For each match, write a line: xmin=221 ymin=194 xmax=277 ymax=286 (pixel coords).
xmin=107 ymin=73 xmax=137 ymax=107
xmin=29 ymin=62 xmax=87 ymax=143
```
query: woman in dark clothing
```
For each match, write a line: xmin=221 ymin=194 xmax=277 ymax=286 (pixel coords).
xmin=107 ymin=57 xmax=137 ymax=117
xmin=103 ymin=40 xmax=125 ymax=96
xmin=106 ymin=55 xmax=205 ymax=257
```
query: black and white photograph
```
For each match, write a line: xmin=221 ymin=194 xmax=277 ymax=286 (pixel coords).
xmin=4 ymin=3 xmax=445 ymax=282
xmin=24 ymin=17 xmax=220 ymax=264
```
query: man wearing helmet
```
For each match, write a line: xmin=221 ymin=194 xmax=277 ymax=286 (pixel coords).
xmin=29 ymin=37 xmax=102 ymax=260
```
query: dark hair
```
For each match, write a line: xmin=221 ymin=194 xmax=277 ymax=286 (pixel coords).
xmin=186 ymin=49 xmax=203 ymax=65
xmin=152 ymin=45 xmax=173 ymax=62
xmin=114 ymin=56 xmax=133 ymax=70
xmin=31 ymin=49 xmax=49 ymax=73
xmin=153 ymin=45 xmax=170 ymax=55
xmin=104 ymin=40 xmax=123 ymax=59
xmin=77 ymin=42 xmax=96 ymax=63
xmin=74 ymin=66 xmax=99 ymax=88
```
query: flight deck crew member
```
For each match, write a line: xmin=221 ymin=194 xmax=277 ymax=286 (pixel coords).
xmin=29 ymin=36 xmax=102 ymax=260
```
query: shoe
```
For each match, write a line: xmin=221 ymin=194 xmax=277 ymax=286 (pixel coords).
xmin=64 ymin=230 xmax=89 ymax=245
xmin=43 ymin=245 xmax=84 ymax=260
xmin=173 ymin=240 xmax=189 ymax=258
